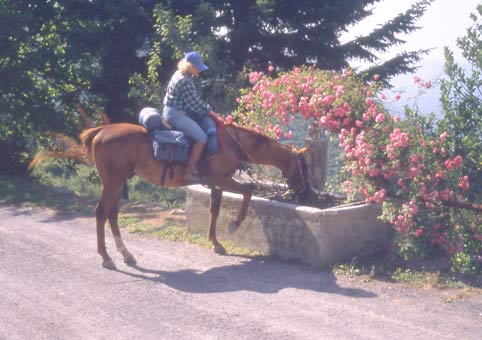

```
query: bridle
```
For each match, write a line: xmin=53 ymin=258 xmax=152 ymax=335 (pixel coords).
xmin=224 ymin=125 xmax=312 ymax=201
xmin=287 ymin=153 xmax=312 ymax=201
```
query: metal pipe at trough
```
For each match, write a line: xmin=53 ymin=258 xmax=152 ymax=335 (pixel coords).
xmin=184 ymin=185 xmax=393 ymax=268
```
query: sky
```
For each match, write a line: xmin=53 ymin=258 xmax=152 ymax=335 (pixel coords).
xmin=342 ymin=0 xmax=480 ymax=113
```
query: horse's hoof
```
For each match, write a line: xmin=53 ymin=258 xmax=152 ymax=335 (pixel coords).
xmin=102 ymin=259 xmax=117 ymax=270
xmin=213 ymin=244 xmax=226 ymax=255
xmin=228 ymin=221 xmax=239 ymax=234
xmin=123 ymin=252 xmax=137 ymax=265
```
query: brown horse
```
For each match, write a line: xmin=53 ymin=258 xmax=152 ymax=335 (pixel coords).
xmin=31 ymin=122 xmax=312 ymax=269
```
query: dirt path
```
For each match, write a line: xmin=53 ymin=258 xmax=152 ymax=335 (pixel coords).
xmin=1 ymin=204 xmax=481 ymax=340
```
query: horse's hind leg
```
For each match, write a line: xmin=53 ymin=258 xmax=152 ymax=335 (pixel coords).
xmin=108 ymin=203 xmax=137 ymax=265
xmin=95 ymin=199 xmax=115 ymax=269
xmin=95 ymin=184 xmax=124 ymax=269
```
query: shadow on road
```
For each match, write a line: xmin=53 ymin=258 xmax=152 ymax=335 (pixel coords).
xmin=115 ymin=260 xmax=377 ymax=298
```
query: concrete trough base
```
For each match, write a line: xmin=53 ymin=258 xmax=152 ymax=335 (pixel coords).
xmin=185 ymin=185 xmax=393 ymax=268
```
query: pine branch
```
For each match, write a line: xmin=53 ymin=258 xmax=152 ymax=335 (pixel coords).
xmin=351 ymin=0 xmax=434 ymax=53
xmin=362 ymin=49 xmax=430 ymax=84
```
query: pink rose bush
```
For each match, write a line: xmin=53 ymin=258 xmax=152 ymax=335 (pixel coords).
xmin=232 ymin=66 xmax=481 ymax=273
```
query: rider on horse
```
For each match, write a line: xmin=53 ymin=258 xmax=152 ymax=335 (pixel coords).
xmin=162 ymin=51 xmax=220 ymax=181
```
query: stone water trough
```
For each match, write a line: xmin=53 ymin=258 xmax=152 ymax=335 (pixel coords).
xmin=184 ymin=184 xmax=393 ymax=268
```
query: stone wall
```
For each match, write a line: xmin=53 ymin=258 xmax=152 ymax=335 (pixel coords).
xmin=185 ymin=185 xmax=393 ymax=268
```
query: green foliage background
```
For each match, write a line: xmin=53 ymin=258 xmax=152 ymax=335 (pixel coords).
xmin=1 ymin=0 xmax=434 ymax=174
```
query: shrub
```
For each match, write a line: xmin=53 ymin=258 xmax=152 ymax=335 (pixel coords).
xmin=232 ymin=63 xmax=481 ymax=274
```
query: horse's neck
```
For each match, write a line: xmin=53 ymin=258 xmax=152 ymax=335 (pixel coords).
xmin=238 ymin=129 xmax=295 ymax=175
xmin=260 ymin=142 xmax=292 ymax=167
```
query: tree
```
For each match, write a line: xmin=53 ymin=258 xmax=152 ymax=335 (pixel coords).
xmin=1 ymin=0 xmax=433 ymax=174
xmin=130 ymin=0 xmax=434 ymax=113
xmin=0 ymin=0 xmax=157 ymax=174
xmin=196 ymin=0 xmax=432 ymax=80
xmin=438 ymin=4 xmax=482 ymax=203
xmin=0 ymin=1 xmax=100 ymax=174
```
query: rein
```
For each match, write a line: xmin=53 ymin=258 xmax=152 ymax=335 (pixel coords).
xmin=224 ymin=126 xmax=255 ymax=163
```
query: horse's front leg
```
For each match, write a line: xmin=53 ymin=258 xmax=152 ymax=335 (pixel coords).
xmin=207 ymin=177 xmax=255 ymax=255
xmin=208 ymin=188 xmax=226 ymax=254
xmin=217 ymin=177 xmax=256 ymax=234
xmin=228 ymin=187 xmax=253 ymax=234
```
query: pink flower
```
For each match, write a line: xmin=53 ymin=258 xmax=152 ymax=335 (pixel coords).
xmin=444 ymin=159 xmax=455 ymax=171
xmin=440 ymin=131 xmax=449 ymax=142
xmin=342 ymin=181 xmax=354 ymax=194
xmin=369 ymin=168 xmax=381 ymax=177
xmin=453 ymin=155 xmax=463 ymax=168
xmin=407 ymin=167 xmax=420 ymax=180
xmin=375 ymin=113 xmax=385 ymax=123
xmin=390 ymin=128 xmax=409 ymax=148
xmin=373 ymin=74 xmax=380 ymax=81
xmin=321 ymin=95 xmax=336 ymax=106
xmin=395 ymin=93 xmax=401 ymax=101
xmin=458 ymin=176 xmax=469 ymax=191
xmin=249 ymin=71 xmax=263 ymax=85
xmin=268 ymin=65 xmax=274 ymax=72
xmin=415 ymin=229 xmax=425 ymax=237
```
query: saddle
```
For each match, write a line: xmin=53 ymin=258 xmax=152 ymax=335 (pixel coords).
xmin=138 ymin=107 xmax=222 ymax=184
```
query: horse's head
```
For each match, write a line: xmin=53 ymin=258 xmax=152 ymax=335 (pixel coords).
xmin=286 ymin=150 xmax=313 ymax=202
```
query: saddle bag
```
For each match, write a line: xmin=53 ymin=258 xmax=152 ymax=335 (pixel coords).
xmin=151 ymin=130 xmax=190 ymax=164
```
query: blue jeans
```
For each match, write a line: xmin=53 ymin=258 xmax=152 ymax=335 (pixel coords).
xmin=162 ymin=106 xmax=207 ymax=143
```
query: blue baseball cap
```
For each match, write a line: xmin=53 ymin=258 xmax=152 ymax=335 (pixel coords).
xmin=185 ymin=51 xmax=208 ymax=71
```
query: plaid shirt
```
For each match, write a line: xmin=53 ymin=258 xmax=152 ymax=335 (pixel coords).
xmin=163 ymin=70 xmax=211 ymax=118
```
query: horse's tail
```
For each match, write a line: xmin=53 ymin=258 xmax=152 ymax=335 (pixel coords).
xmin=28 ymin=126 xmax=104 ymax=171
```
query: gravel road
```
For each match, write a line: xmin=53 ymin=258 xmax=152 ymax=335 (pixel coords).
xmin=0 ymin=204 xmax=481 ymax=340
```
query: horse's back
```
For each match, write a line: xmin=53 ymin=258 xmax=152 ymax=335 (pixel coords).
xmin=94 ymin=123 xmax=147 ymax=143
xmin=91 ymin=123 xmax=189 ymax=186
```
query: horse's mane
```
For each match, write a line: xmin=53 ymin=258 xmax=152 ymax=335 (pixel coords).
xmin=225 ymin=122 xmax=289 ymax=150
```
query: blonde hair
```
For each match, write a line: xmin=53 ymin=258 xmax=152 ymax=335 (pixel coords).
xmin=178 ymin=59 xmax=196 ymax=75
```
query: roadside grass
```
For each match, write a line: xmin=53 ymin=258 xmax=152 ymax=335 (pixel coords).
xmin=2 ymin=165 xmax=481 ymax=291
xmin=27 ymin=160 xmax=186 ymax=208
xmin=1 ymin=162 xmax=260 ymax=257
xmin=117 ymin=216 xmax=264 ymax=257
xmin=0 ymin=173 xmax=94 ymax=214
xmin=331 ymin=254 xmax=482 ymax=295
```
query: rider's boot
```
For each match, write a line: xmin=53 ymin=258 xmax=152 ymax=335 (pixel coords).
xmin=183 ymin=141 xmax=205 ymax=182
